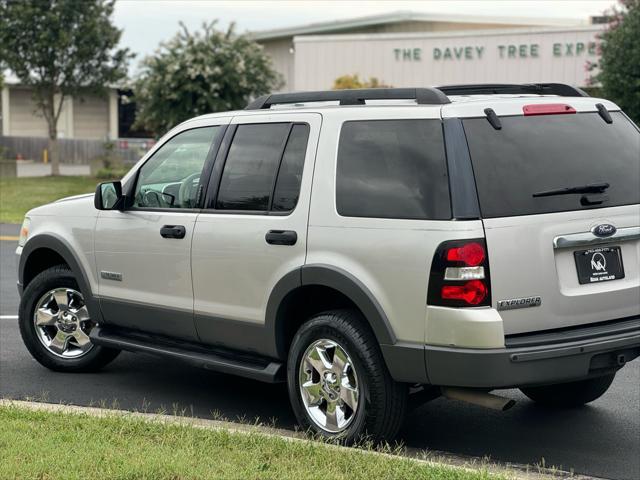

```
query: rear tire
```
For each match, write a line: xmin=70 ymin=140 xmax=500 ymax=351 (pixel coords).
xmin=19 ymin=265 xmax=120 ymax=373
xmin=287 ymin=309 xmax=407 ymax=444
xmin=520 ymin=373 xmax=616 ymax=407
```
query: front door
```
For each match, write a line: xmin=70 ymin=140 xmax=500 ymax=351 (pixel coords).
xmin=94 ymin=124 xmax=226 ymax=340
xmin=191 ymin=113 xmax=321 ymax=353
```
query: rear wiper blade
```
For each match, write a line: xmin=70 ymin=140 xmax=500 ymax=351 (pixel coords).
xmin=532 ymin=182 xmax=610 ymax=198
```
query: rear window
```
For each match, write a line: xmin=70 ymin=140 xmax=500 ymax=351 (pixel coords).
xmin=463 ymin=112 xmax=640 ymax=218
xmin=336 ymin=120 xmax=451 ymax=220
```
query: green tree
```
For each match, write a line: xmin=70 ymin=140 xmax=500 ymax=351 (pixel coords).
xmin=590 ymin=0 xmax=640 ymax=123
xmin=0 ymin=0 xmax=131 ymax=175
xmin=133 ymin=22 xmax=282 ymax=136
xmin=333 ymin=74 xmax=391 ymax=90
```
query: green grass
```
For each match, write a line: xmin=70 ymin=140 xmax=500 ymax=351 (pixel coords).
xmin=0 ymin=405 xmax=502 ymax=480
xmin=0 ymin=176 xmax=100 ymax=224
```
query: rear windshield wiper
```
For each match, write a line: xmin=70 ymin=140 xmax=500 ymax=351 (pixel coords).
xmin=532 ymin=182 xmax=610 ymax=198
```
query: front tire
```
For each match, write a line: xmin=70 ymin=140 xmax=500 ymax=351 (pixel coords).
xmin=19 ymin=265 xmax=120 ymax=373
xmin=287 ymin=310 xmax=407 ymax=443
xmin=520 ymin=373 xmax=616 ymax=407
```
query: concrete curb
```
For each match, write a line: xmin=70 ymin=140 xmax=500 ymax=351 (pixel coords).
xmin=0 ymin=399 xmax=605 ymax=480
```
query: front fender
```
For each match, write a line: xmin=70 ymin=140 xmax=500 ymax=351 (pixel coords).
xmin=19 ymin=234 xmax=102 ymax=322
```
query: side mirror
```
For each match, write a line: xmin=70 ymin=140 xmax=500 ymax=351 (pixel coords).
xmin=95 ymin=181 xmax=123 ymax=210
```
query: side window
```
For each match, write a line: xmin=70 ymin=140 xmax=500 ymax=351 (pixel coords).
xmin=133 ymin=126 xmax=219 ymax=209
xmin=336 ymin=120 xmax=451 ymax=220
xmin=216 ymin=123 xmax=309 ymax=212
xmin=272 ymin=124 xmax=310 ymax=211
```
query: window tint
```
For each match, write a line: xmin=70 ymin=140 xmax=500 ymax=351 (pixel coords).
xmin=336 ymin=120 xmax=450 ymax=220
xmin=134 ymin=127 xmax=218 ymax=209
xmin=463 ymin=112 xmax=640 ymax=218
xmin=272 ymin=124 xmax=310 ymax=211
xmin=216 ymin=123 xmax=290 ymax=211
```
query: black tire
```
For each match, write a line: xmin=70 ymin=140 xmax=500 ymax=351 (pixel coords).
xmin=520 ymin=373 xmax=616 ymax=407
xmin=287 ymin=309 xmax=407 ymax=444
xmin=19 ymin=265 xmax=120 ymax=373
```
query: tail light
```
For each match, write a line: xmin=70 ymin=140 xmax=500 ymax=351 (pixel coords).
xmin=428 ymin=239 xmax=491 ymax=308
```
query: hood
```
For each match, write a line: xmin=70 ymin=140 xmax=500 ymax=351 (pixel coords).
xmin=55 ymin=193 xmax=95 ymax=203
xmin=27 ymin=192 xmax=97 ymax=218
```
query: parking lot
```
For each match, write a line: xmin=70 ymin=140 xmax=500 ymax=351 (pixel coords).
xmin=1 ymin=225 xmax=638 ymax=480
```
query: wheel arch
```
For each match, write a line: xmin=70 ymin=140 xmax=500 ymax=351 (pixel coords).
xmin=266 ymin=264 xmax=397 ymax=359
xmin=19 ymin=234 xmax=101 ymax=322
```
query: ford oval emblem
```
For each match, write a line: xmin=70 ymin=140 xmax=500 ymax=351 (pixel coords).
xmin=592 ymin=224 xmax=617 ymax=238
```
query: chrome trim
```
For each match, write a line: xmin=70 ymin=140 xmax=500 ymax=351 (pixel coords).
xmin=33 ymin=287 xmax=95 ymax=358
xmin=553 ymin=226 xmax=640 ymax=249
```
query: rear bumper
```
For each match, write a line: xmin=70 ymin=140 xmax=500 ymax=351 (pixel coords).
xmin=382 ymin=316 xmax=640 ymax=387
xmin=425 ymin=320 xmax=640 ymax=388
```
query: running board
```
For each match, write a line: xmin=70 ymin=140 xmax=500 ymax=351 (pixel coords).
xmin=90 ymin=326 xmax=284 ymax=383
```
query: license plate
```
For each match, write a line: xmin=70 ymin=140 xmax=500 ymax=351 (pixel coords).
xmin=574 ymin=246 xmax=625 ymax=284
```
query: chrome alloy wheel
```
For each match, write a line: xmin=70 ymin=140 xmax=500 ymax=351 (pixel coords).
xmin=32 ymin=288 xmax=94 ymax=358
xmin=299 ymin=339 xmax=360 ymax=433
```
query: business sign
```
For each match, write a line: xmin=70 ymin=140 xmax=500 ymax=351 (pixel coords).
xmin=393 ymin=41 xmax=599 ymax=61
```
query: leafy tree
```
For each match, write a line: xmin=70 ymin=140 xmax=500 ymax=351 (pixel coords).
xmin=333 ymin=74 xmax=391 ymax=90
xmin=133 ymin=22 xmax=283 ymax=136
xmin=589 ymin=0 xmax=640 ymax=123
xmin=0 ymin=0 xmax=131 ymax=175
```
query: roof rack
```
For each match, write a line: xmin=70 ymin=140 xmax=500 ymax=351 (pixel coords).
xmin=245 ymin=87 xmax=451 ymax=110
xmin=437 ymin=83 xmax=589 ymax=98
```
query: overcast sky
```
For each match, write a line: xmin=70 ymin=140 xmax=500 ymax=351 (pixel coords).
xmin=114 ymin=0 xmax=617 ymax=69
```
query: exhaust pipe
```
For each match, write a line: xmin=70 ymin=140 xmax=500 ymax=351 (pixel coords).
xmin=441 ymin=387 xmax=516 ymax=411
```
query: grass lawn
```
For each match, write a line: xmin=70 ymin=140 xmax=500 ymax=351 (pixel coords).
xmin=0 ymin=176 xmax=100 ymax=224
xmin=0 ymin=405 xmax=502 ymax=480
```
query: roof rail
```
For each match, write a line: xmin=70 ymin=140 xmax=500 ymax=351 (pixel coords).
xmin=437 ymin=83 xmax=589 ymax=98
xmin=245 ymin=88 xmax=451 ymax=110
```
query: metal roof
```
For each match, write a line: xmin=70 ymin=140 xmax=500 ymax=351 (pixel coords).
xmin=251 ymin=10 xmax=584 ymax=41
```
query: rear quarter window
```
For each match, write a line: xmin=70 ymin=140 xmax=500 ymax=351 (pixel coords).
xmin=463 ymin=112 xmax=640 ymax=218
xmin=336 ymin=119 xmax=451 ymax=220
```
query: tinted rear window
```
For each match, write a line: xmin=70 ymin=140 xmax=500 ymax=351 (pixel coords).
xmin=336 ymin=120 xmax=451 ymax=220
xmin=463 ymin=112 xmax=640 ymax=218
xmin=216 ymin=123 xmax=290 ymax=211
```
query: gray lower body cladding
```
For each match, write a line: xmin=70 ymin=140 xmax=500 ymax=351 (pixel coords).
xmin=383 ymin=316 xmax=640 ymax=388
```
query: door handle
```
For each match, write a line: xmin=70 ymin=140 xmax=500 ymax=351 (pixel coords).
xmin=160 ymin=225 xmax=186 ymax=239
xmin=265 ymin=230 xmax=297 ymax=246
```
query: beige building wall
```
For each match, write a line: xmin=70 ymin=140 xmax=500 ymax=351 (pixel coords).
xmin=73 ymin=94 xmax=110 ymax=140
xmin=261 ymin=38 xmax=295 ymax=91
xmin=1 ymin=86 xmax=118 ymax=140
xmin=8 ymin=88 xmax=49 ymax=137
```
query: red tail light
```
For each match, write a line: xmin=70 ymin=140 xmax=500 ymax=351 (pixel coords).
xmin=442 ymin=280 xmax=488 ymax=305
xmin=428 ymin=239 xmax=491 ymax=308
xmin=523 ymin=104 xmax=576 ymax=116
xmin=445 ymin=242 xmax=485 ymax=266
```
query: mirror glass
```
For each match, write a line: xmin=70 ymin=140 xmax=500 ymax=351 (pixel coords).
xmin=100 ymin=182 xmax=121 ymax=209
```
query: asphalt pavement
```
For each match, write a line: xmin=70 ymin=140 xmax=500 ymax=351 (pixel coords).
xmin=1 ymin=225 xmax=638 ymax=479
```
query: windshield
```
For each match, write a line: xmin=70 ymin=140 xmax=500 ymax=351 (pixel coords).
xmin=463 ymin=112 xmax=640 ymax=218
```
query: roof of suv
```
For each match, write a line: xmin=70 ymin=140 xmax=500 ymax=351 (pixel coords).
xmin=179 ymin=84 xmax=622 ymax=128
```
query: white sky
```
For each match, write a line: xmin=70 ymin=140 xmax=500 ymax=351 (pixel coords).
xmin=114 ymin=0 xmax=617 ymax=66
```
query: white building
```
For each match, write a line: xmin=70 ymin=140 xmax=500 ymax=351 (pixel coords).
xmin=1 ymin=82 xmax=119 ymax=140
xmin=254 ymin=11 xmax=603 ymax=91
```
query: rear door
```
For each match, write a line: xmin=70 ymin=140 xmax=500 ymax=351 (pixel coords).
xmin=191 ymin=113 xmax=320 ymax=353
xmin=462 ymin=106 xmax=640 ymax=335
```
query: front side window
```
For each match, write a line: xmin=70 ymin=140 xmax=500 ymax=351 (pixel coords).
xmin=216 ymin=123 xmax=309 ymax=212
xmin=133 ymin=127 xmax=219 ymax=209
xmin=336 ymin=120 xmax=451 ymax=220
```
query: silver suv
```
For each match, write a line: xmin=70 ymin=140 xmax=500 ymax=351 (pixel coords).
xmin=16 ymin=84 xmax=640 ymax=442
